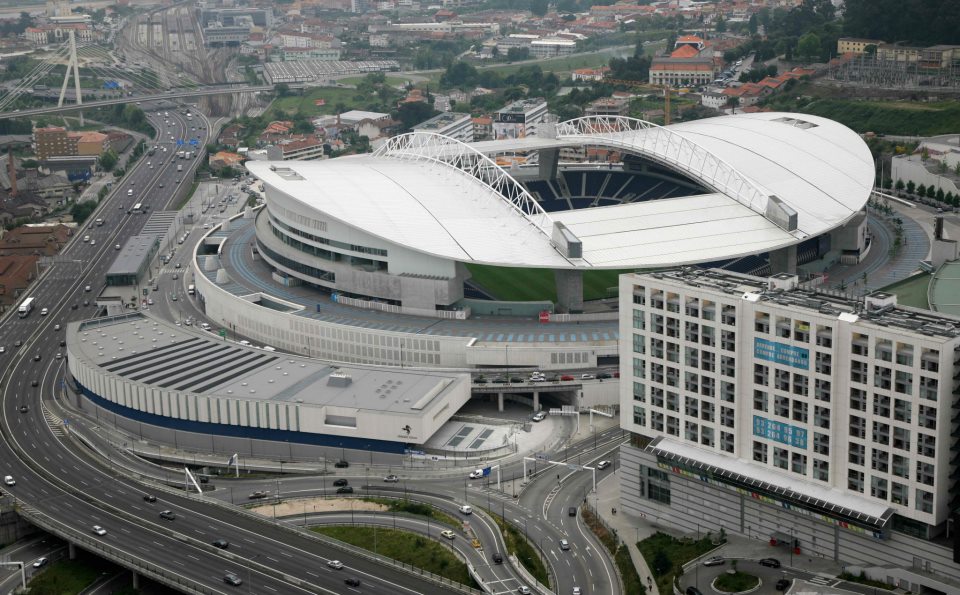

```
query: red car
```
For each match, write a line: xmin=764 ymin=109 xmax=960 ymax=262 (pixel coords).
xmin=613 ymin=372 xmax=620 ymax=378
xmin=560 ymin=375 xmax=575 ymax=381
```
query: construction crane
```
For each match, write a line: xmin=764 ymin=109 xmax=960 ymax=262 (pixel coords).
xmin=601 ymin=78 xmax=677 ymax=124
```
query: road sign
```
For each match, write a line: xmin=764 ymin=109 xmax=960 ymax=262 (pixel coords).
xmin=176 ymin=139 xmax=184 ymax=146
xmin=219 ymin=329 xmax=227 ymax=337
xmin=189 ymin=138 xmax=199 ymax=146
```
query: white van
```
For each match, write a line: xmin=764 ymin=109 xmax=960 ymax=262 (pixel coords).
xmin=458 ymin=505 xmax=473 ymax=515
xmin=127 ymin=189 xmax=133 ymax=196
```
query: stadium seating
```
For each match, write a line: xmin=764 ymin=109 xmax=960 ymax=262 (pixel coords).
xmin=521 ymin=169 xmax=701 ymax=212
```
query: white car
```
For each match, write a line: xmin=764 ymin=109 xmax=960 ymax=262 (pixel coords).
xmin=3 ymin=475 xmax=14 ymax=486
xmin=596 ymin=460 xmax=611 ymax=470
xmin=458 ymin=505 xmax=473 ymax=515
xmin=468 ymin=469 xmax=484 ymax=479
xmin=92 ymin=525 xmax=107 ymax=536
xmin=518 ymin=587 xmax=532 ymax=595
xmin=327 ymin=560 xmax=344 ymax=570
xmin=32 ymin=557 xmax=47 ymax=568
xmin=532 ymin=412 xmax=546 ymax=422
xmin=40 ymin=308 xmax=48 ymax=316
xmin=440 ymin=530 xmax=456 ymax=539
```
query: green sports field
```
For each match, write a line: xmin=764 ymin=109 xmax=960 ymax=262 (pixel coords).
xmin=466 ymin=264 xmax=630 ymax=303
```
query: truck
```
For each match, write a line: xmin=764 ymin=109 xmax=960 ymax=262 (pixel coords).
xmin=18 ymin=297 xmax=35 ymax=318
xmin=184 ymin=151 xmax=192 ymax=159
xmin=177 ymin=164 xmax=183 ymax=172
xmin=176 ymin=151 xmax=185 ymax=159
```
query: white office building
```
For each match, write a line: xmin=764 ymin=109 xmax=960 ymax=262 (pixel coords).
xmin=412 ymin=112 xmax=474 ymax=143
xmin=619 ymin=268 xmax=960 ymax=593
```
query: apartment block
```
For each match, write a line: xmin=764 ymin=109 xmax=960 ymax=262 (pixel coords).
xmin=619 ymin=268 xmax=960 ymax=593
xmin=412 ymin=112 xmax=474 ymax=143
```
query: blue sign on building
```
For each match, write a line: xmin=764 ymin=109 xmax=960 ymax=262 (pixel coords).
xmin=753 ymin=415 xmax=808 ymax=449
xmin=754 ymin=338 xmax=809 ymax=370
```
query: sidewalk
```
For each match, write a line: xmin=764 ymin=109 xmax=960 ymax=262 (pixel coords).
xmin=595 ymin=474 xmax=660 ymax=595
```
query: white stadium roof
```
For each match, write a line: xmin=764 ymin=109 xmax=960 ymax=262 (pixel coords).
xmin=247 ymin=112 xmax=873 ymax=270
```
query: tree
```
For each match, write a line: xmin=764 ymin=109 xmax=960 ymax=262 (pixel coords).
xmin=882 ymin=178 xmax=893 ymax=189
xmin=895 ymin=179 xmax=905 ymax=192
xmin=906 ymin=180 xmax=916 ymax=194
xmin=275 ymin=83 xmax=291 ymax=97
xmin=748 ymin=14 xmax=758 ymax=35
xmin=917 ymin=183 xmax=927 ymax=196
xmin=99 ymin=150 xmax=118 ymax=172
xmin=70 ymin=200 xmax=97 ymax=224
xmin=797 ymin=32 xmax=821 ymax=60
xmin=530 ymin=0 xmax=549 ymax=17
xmin=927 ymin=185 xmax=937 ymax=199
xmin=715 ymin=17 xmax=726 ymax=33
xmin=394 ymin=101 xmax=437 ymax=131
xmin=954 ymin=161 xmax=960 ymax=176
xmin=652 ymin=549 xmax=671 ymax=576
xmin=936 ymin=188 xmax=945 ymax=202
xmin=921 ymin=147 xmax=929 ymax=161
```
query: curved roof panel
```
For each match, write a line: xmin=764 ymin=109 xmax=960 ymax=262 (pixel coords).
xmin=248 ymin=113 xmax=873 ymax=269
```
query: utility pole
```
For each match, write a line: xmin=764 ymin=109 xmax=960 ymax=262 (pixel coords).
xmin=58 ymin=31 xmax=84 ymax=126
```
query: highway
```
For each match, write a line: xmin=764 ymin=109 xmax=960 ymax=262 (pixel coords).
xmin=0 ymin=108 xmax=471 ymax=594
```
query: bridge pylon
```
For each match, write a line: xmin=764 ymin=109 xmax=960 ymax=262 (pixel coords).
xmin=57 ymin=30 xmax=84 ymax=126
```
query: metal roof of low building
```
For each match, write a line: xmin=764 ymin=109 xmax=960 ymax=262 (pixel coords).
xmin=71 ymin=313 xmax=467 ymax=417
xmin=105 ymin=235 xmax=158 ymax=277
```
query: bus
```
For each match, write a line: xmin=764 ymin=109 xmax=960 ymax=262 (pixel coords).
xmin=131 ymin=203 xmax=143 ymax=214
xmin=18 ymin=297 xmax=35 ymax=318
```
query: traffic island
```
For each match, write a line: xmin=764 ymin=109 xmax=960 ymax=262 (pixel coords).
xmin=712 ymin=568 xmax=761 ymax=593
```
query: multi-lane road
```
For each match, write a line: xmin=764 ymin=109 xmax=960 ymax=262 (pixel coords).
xmin=0 ymin=106 xmax=473 ymax=594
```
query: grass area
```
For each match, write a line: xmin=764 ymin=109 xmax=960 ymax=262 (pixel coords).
xmin=312 ymin=526 xmax=475 ymax=587
xmin=174 ymin=179 xmax=200 ymax=211
xmin=361 ymin=497 xmax=461 ymax=528
xmin=271 ymin=87 xmax=370 ymax=118
xmin=637 ymin=532 xmax=718 ymax=595
xmin=838 ymin=571 xmax=896 ymax=591
xmin=466 ymin=263 xmax=628 ymax=302
xmin=878 ymin=272 xmax=931 ymax=309
xmin=488 ymin=510 xmax=550 ymax=587
xmin=714 ymin=570 xmax=759 ymax=592
xmin=581 ymin=507 xmax=646 ymax=595
xmin=27 ymin=557 xmax=107 ymax=594
xmin=339 ymin=75 xmax=410 ymax=87
xmin=765 ymin=92 xmax=960 ymax=135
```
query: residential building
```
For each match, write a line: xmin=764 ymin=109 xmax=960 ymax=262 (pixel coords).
xmin=701 ymin=91 xmax=728 ymax=110
xmin=266 ymin=137 xmax=326 ymax=161
xmin=412 ymin=112 xmax=473 ymax=143
xmin=203 ymin=25 xmax=250 ymax=45
xmin=471 ymin=116 xmax=492 ymax=140
xmin=0 ymin=223 xmax=71 ymax=257
xmin=25 ymin=23 xmax=98 ymax=46
xmin=571 ymin=67 xmax=610 ymax=82
xmin=529 ymin=38 xmax=576 ymax=58
xmin=33 ymin=127 xmax=108 ymax=160
xmin=209 ymin=151 xmax=245 ymax=170
xmin=620 ymin=268 xmax=960 ymax=594
xmin=0 ymin=255 xmax=39 ymax=310
xmin=493 ymin=97 xmax=549 ymax=140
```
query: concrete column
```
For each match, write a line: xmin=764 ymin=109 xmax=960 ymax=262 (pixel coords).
xmin=538 ymin=148 xmax=559 ymax=180
xmin=68 ymin=542 xmax=76 ymax=560
xmin=497 ymin=392 xmax=504 ymax=412
xmin=132 ymin=572 xmax=140 ymax=589
xmin=554 ymin=269 xmax=584 ymax=313
xmin=533 ymin=391 xmax=540 ymax=411
xmin=769 ymin=245 xmax=797 ymax=274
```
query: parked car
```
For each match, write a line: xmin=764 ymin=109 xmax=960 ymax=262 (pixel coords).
xmin=759 ymin=558 xmax=781 ymax=568
xmin=560 ymin=375 xmax=575 ymax=381
xmin=581 ymin=373 xmax=596 ymax=380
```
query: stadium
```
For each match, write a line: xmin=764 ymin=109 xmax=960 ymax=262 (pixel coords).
xmin=194 ymin=112 xmax=873 ymax=371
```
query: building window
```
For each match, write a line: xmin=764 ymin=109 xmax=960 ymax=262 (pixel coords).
xmin=633 ymin=308 xmax=645 ymax=330
xmin=633 ymin=406 xmax=646 ymax=426
xmin=633 ymin=382 xmax=646 ymax=402
xmin=848 ymin=443 xmax=865 ymax=466
xmin=633 ymin=333 xmax=645 ymax=354
xmin=891 ymin=482 xmax=909 ymax=506
xmin=791 ymin=452 xmax=807 ymax=474
xmin=915 ymin=461 xmax=935 ymax=486
xmin=813 ymin=432 xmax=830 ymax=456
xmin=774 ymin=395 xmax=790 ymax=418
xmin=870 ymin=476 xmax=888 ymax=500
xmin=813 ymin=459 xmax=829 ymax=481
xmin=849 ymin=388 xmax=866 ymax=411
xmin=893 ymin=426 xmax=911 ymax=451
xmin=753 ymin=390 xmax=768 ymax=412
xmin=814 ymin=405 xmax=830 ymax=429
xmin=917 ymin=433 xmax=936 ymax=458
xmin=848 ymin=469 xmax=864 ymax=492
xmin=918 ymin=405 xmax=937 ymax=430
xmin=871 ymin=448 xmax=889 ymax=473
xmin=773 ymin=447 xmax=788 ymax=470
xmin=892 ymin=455 xmax=909 ymax=478
xmin=872 ymin=421 xmax=890 ymax=445
xmin=893 ymin=399 xmax=912 ymax=423
xmin=792 ymin=400 xmax=808 ymax=423
xmin=916 ymin=489 xmax=933 ymax=513
xmin=873 ymin=395 xmax=891 ymax=418
xmin=753 ymin=440 xmax=767 ymax=464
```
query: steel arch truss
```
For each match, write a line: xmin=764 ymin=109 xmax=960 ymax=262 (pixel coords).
xmin=376 ymin=132 xmax=553 ymax=231
xmin=556 ymin=116 xmax=771 ymax=218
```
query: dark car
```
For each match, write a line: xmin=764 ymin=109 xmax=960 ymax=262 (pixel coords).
xmin=19 ymin=405 xmax=28 ymax=413
xmin=492 ymin=376 xmax=508 ymax=384
xmin=474 ymin=377 xmax=487 ymax=384
xmin=14 ymin=340 xmax=21 ymax=347
xmin=197 ymin=476 xmax=209 ymax=484
xmin=492 ymin=552 xmax=503 ymax=564
xmin=159 ymin=510 xmax=176 ymax=520
xmin=775 ymin=579 xmax=791 ymax=591
xmin=596 ymin=372 xmax=612 ymax=379
xmin=70 ymin=303 xmax=78 ymax=310
xmin=344 ymin=578 xmax=361 ymax=587
xmin=759 ymin=558 xmax=781 ymax=568
xmin=212 ymin=538 xmax=230 ymax=549
xmin=31 ymin=380 xmax=38 ymax=387
xmin=685 ymin=588 xmax=703 ymax=595
xmin=334 ymin=460 xmax=350 ymax=468
xmin=223 ymin=573 xmax=242 ymax=586
xmin=568 ymin=507 xmax=577 ymax=517
xmin=33 ymin=354 xmax=41 ymax=361
xmin=510 ymin=377 xmax=524 ymax=383
xmin=336 ymin=486 xmax=354 ymax=494
xmin=333 ymin=479 xmax=349 ymax=487
xmin=59 ymin=340 xmax=66 ymax=347
xmin=143 ymin=495 xmax=157 ymax=503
